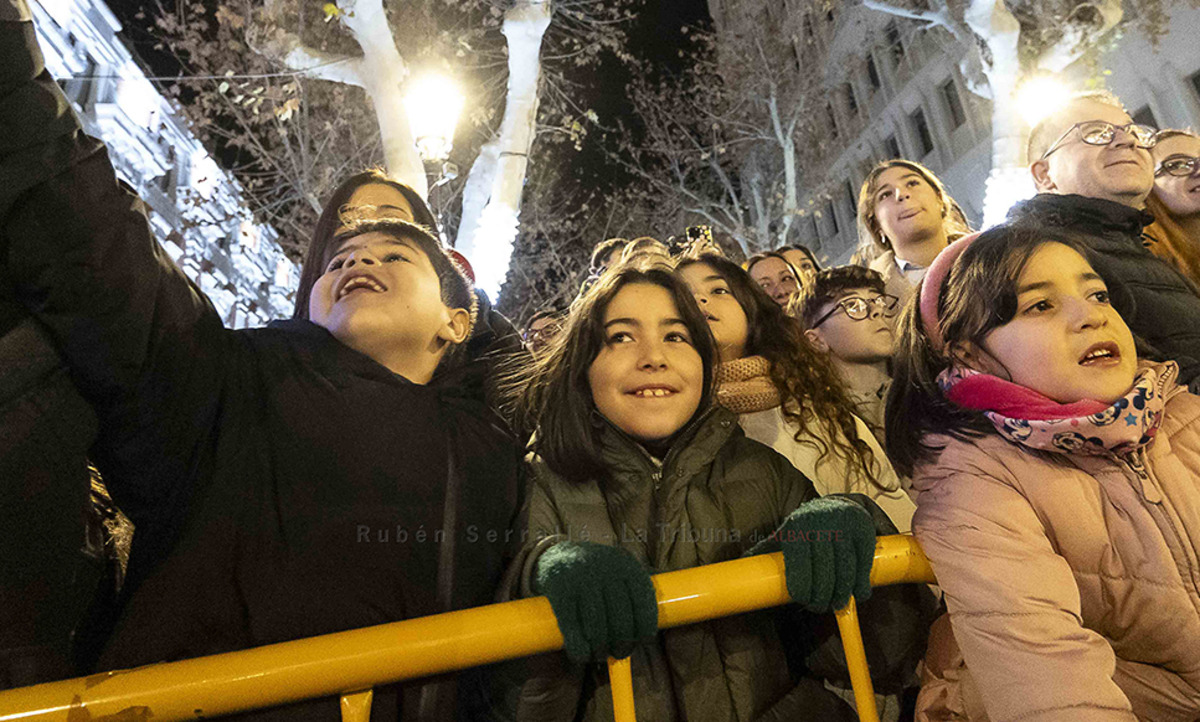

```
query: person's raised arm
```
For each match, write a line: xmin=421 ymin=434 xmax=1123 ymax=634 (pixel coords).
xmin=0 ymin=0 xmax=231 ymax=520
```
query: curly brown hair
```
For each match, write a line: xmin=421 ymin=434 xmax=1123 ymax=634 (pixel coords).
xmin=677 ymin=252 xmax=883 ymax=489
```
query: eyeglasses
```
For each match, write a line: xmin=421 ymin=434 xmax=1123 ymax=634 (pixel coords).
xmin=1156 ymin=156 xmax=1200 ymax=178
xmin=811 ymin=294 xmax=899 ymax=328
xmin=1041 ymin=121 xmax=1158 ymax=159
xmin=525 ymin=323 xmax=562 ymax=343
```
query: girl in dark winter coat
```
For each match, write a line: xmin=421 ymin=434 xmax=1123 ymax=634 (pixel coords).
xmin=0 ymin=11 xmax=522 ymax=720
xmin=497 ymin=261 xmax=877 ymax=722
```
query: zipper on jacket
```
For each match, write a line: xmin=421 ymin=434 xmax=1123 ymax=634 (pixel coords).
xmin=1121 ymin=449 xmax=1200 ymax=597
xmin=651 ymin=470 xmax=661 ymax=491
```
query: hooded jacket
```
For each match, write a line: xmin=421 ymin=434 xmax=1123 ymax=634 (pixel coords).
xmin=910 ymin=365 xmax=1200 ymax=721
xmin=0 ymin=13 xmax=522 ymax=719
xmin=499 ymin=407 xmax=864 ymax=722
xmin=1007 ymin=193 xmax=1200 ymax=391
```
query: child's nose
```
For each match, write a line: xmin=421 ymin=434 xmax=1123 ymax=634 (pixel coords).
xmin=344 ymin=251 xmax=379 ymax=268
xmin=1073 ymin=298 xmax=1107 ymax=329
xmin=638 ymin=340 xmax=669 ymax=368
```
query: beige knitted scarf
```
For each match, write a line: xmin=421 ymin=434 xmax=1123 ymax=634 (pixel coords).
xmin=716 ymin=356 xmax=782 ymax=414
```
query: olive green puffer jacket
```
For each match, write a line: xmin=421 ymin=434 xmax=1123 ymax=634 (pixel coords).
xmin=498 ymin=406 xmax=862 ymax=722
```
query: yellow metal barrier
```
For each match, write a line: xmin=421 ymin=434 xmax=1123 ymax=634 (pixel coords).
xmin=835 ymin=598 xmax=877 ymax=722
xmin=0 ymin=535 xmax=935 ymax=722
xmin=607 ymin=656 xmax=636 ymax=722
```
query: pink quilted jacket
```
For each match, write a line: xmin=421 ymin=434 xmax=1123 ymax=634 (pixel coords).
xmin=910 ymin=371 xmax=1200 ymax=721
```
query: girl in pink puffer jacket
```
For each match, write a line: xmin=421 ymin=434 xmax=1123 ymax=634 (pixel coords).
xmin=886 ymin=225 xmax=1200 ymax=721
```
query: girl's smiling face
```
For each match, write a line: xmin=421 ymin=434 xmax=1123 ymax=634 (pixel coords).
xmin=961 ymin=242 xmax=1138 ymax=404
xmin=749 ymin=256 xmax=800 ymax=306
xmin=587 ymin=283 xmax=705 ymax=442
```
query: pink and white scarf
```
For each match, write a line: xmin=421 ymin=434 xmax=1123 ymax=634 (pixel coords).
xmin=937 ymin=362 xmax=1177 ymax=456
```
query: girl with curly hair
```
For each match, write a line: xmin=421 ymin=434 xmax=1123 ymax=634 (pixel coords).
xmin=677 ymin=253 xmax=913 ymax=532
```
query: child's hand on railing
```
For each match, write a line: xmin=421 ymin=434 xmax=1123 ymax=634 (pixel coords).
xmin=534 ymin=541 xmax=658 ymax=663
xmin=751 ymin=497 xmax=876 ymax=612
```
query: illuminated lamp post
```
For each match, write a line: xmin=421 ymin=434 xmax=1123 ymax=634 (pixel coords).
xmin=981 ymin=75 xmax=1071 ymax=228
xmin=403 ymin=71 xmax=464 ymax=189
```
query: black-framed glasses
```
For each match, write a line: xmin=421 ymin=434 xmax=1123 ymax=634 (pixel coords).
xmin=811 ymin=294 xmax=899 ymax=328
xmin=1156 ymin=156 xmax=1200 ymax=178
xmin=1041 ymin=121 xmax=1158 ymax=160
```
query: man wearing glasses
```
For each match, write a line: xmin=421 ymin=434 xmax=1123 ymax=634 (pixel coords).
xmin=1007 ymin=89 xmax=1200 ymax=392
xmin=793 ymin=267 xmax=898 ymax=446
xmin=523 ymin=307 xmax=563 ymax=357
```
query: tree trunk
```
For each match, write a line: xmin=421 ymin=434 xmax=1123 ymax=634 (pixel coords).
xmin=964 ymin=0 xmax=1035 ymax=227
xmin=340 ymin=0 xmax=427 ymax=197
xmin=455 ymin=0 xmax=552 ymax=298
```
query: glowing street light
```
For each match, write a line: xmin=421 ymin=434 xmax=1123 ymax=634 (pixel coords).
xmin=1016 ymin=75 xmax=1070 ymax=127
xmin=403 ymin=71 xmax=465 ymax=162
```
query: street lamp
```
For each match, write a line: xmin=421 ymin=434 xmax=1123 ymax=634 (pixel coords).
xmin=1017 ymin=75 xmax=1070 ymax=128
xmin=403 ymin=71 xmax=465 ymax=163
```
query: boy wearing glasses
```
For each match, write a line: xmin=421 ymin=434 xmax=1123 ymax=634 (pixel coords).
xmin=1009 ymin=90 xmax=1200 ymax=392
xmin=793 ymin=267 xmax=897 ymax=446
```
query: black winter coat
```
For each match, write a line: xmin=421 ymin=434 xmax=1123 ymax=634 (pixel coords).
xmin=1008 ymin=193 xmax=1200 ymax=391
xmin=0 ymin=10 xmax=522 ymax=719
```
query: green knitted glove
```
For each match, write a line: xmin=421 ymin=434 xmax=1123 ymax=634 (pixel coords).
xmin=534 ymin=541 xmax=659 ymax=663
xmin=754 ymin=497 xmax=876 ymax=612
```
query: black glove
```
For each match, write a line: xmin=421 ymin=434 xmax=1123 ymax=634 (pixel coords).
xmin=752 ymin=497 xmax=876 ymax=612
xmin=534 ymin=541 xmax=658 ymax=663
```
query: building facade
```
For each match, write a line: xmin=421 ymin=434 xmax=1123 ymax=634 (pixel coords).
xmin=31 ymin=0 xmax=298 ymax=327
xmin=709 ymin=0 xmax=1200 ymax=265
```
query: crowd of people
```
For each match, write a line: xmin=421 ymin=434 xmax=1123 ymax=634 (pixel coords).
xmin=4 ymin=2 xmax=1200 ymax=720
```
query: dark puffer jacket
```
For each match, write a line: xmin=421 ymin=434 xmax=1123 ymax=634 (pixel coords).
xmin=1007 ymin=194 xmax=1200 ymax=391
xmin=498 ymin=408 xmax=862 ymax=722
xmin=1 ymin=11 xmax=522 ymax=719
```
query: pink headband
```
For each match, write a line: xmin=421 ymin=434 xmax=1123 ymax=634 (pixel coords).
xmin=919 ymin=231 xmax=980 ymax=352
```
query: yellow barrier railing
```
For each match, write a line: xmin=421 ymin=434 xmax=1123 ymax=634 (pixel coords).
xmin=0 ymin=534 xmax=935 ymax=722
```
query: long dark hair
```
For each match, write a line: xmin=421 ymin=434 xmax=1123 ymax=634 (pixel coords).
xmin=677 ymin=253 xmax=881 ymax=488
xmin=885 ymin=226 xmax=1091 ymax=476
xmin=293 ymin=168 xmax=439 ymax=320
xmin=505 ymin=261 xmax=717 ymax=484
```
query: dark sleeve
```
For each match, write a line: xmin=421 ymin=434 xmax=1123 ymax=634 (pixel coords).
xmin=0 ymin=4 xmax=231 ymax=520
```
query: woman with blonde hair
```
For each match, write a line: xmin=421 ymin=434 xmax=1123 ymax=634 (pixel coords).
xmin=856 ymin=159 xmax=972 ymax=306
xmin=1145 ymin=129 xmax=1200 ymax=288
